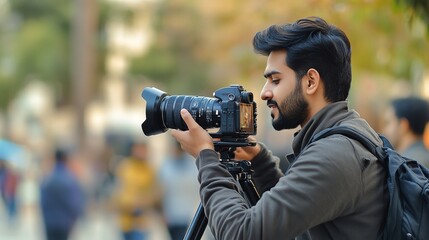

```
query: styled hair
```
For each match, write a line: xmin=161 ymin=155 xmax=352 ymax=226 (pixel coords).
xmin=391 ymin=96 xmax=429 ymax=135
xmin=253 ymin=17 xmax=351 ymax=102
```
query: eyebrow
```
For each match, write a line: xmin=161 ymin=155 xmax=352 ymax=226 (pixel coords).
xmin=263 ymin=70 xmax=281 ymax=79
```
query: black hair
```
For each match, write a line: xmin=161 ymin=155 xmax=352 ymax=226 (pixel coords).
xmin=391 ymin=96 xmax=429 ymax=135
xmin=55 ymin=148 xmax=68 ymax=163
xmin=253 ymin=16 xmax=351 ymax=102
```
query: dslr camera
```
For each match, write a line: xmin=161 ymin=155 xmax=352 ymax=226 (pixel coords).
xmin=141 ymin=84 xmax=257 ymax=141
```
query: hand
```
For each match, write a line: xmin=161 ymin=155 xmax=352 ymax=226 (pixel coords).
xmin=233 ymin=136 xmax=261 ymax=161
xmin=171 ymin=109 xmax=214 ymax=158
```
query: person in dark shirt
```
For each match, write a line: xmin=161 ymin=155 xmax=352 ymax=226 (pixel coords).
xmin=382 ymin=96 xmax=429 ymax=168
xmin=40 ymin=148 xmax=86 ymax=240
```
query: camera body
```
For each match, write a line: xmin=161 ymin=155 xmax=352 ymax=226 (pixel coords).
xmin=141 ymin=84 xmax=257 ymax=139
xmin=209 ymin=85 xmax=256 ymax=138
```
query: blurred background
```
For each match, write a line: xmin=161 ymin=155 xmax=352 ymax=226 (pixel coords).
xmin=0 ymin=0 xmax=428 ymax=239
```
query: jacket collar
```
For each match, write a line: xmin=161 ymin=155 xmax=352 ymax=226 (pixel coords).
xmin=292 ymin=101 xmax=357 ymax=155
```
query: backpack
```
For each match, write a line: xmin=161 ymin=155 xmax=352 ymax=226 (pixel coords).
xmin=310 ymin=126 xmax=429 ymax=240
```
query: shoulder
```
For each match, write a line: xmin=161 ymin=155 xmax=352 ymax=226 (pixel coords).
xmin=294 ymin=134 xmax=373 ymax=179
xmin=305 ymin=134 xmax=371 ymax=160
xmin=283 ymin=135 xmax=367 ymax=210
xmin=403 ymin=141 xmax=429 ymax=168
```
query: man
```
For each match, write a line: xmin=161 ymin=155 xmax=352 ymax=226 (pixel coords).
xmin=112 ymin=141 xmax=161 ymax=240
xmin=158 ymin=140 xmax=200 ymax=240
xmin=171 ymin=17 xmax=387 ymax=239
xmin=0 ymin=159 xmax=20 ymax=226
xmin=382 ymin=96 xmax=429 ymax=168
xmin=40 ymin=148 xmax=86 ymax=240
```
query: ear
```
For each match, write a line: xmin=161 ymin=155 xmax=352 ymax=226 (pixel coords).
xmin=303 ymin=68 xmax=321 ymax=95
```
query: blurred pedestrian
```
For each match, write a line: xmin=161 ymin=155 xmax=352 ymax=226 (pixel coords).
xmin=0 ymin=159 xmax=21 ymax=225
xmin=40 ymin=148 xmax=86 ymax=240
xmin=112 ymin=140 xmax=161 ymax=240
xmin=158 ymin=140 xmax=200 ymax=240
xmin=382 ymin=96 xmax=429 ymax=168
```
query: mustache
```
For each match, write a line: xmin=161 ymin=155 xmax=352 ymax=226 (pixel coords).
xmin=267 ymin=100 xmax=278 ymax=107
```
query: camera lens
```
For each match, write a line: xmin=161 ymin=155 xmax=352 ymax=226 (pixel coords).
xmin=161 ymin=95 xmax=222 ymax=130
xmin=141 ymin=87 xmax=222 ymax=136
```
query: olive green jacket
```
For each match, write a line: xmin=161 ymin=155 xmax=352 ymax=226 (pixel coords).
xmin=196 ymin=101 xmax=388 ymax=240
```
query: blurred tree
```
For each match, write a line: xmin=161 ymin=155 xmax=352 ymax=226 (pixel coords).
xmin=0 ymin=0 xmax=72 ymax=109
xmin=190 ymin=0 xmax=429 ymax=88
xmin=127 ymin=0 xmax=428 ymax=97
xmin=0 ymin=0 xmax=108 ymax=110
xmin=1 ymin=0 xmax=428 ymax=109
xmin=396 ymin=0 xmax=429 ymax=34
xmin=128 ymin=0 xmax=213 ymax=95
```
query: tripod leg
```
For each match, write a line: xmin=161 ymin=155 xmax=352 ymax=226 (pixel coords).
xmin=240 ymin=178 xmax=260 ymax=206
xmin=183 ymin=203 xmax=208 ymax=240
xmin=183 ymin=160 xmax=260 ymax=240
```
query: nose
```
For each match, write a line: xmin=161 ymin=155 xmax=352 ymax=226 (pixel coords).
xmin=260 ymin=82 xmax=272 ymax=101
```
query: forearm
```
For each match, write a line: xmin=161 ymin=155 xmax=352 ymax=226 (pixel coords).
xmin=194 ymin=144 xmax=362 ymax=240
xmin=196 ymin=149 xmax=261 ymax=239
xmin=250 ymin=143 xmax=284 ymax=193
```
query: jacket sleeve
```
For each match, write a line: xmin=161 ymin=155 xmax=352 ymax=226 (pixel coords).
xmin=249 ymin=143 xmax=284 ymax=194
xmin=196 ymin=136 xmax=363 ymax=240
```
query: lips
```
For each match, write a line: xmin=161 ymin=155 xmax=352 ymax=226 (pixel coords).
xmin=267 ymin=100 xmax=278 ymax=109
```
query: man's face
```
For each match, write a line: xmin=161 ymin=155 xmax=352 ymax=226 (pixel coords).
xmin=132 ymin=143 xmax=148 ymax=161
xmin=261 ymin=50 xmax=309 ymax=130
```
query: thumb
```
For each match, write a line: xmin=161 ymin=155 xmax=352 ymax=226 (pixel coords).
xmin=180 ymin=109 xmax=198 ymax=129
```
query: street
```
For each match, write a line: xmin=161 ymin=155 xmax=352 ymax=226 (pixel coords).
xmin=0 ymin=204 xmax=170 ymax=240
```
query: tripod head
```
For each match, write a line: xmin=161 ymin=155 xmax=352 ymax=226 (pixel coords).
xmin=213 ymin=137 xmax=256 ymax=161
xmin=212 ymin=137 xmax=257 ymax=186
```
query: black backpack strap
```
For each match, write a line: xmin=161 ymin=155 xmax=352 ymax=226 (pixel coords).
xmin=311 ymin=126 xmax=386 ymax=160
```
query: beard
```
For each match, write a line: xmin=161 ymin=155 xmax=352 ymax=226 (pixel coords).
xmin=270 ymin=84 xmax=309 ymax=130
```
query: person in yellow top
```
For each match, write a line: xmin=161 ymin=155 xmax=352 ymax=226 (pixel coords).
xmin=113 ymin=141 xmax=160 ymax=240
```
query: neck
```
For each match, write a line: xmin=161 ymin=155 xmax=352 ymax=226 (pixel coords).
xmin=302 ymin=99 xmax=330 ymax=127
xmin=397 ymin=132 xmax=421 ymax=152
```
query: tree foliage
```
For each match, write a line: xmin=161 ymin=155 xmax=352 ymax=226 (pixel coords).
xmin=0 ymin=0 xmax=109 ymax=110
xmin=396 ymin=0 xmax=429 ymax=34
xmin=128 ymin=0 xmax=213 ymax=95
xmin=0 ymin=0 xmax=72 ymax=108
xmin=128 ymin=0 xmax=429 ymax=97
xmin=1 ymin=0 xmax=428 ymax=110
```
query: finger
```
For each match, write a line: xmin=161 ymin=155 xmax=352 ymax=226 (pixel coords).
xmin=180 ymin=109 xmax=199 ymax=130
xmin=170 ymin=129 xmax=178 ymax=138
xmin=170 ymin=129 xmax=184 ymax=141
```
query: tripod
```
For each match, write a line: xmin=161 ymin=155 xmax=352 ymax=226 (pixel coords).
xmin=183 ymin=140 xmax=261 ymax=240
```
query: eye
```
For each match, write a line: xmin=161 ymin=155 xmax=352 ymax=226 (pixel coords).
xmin=272 ymin=79 xmax=280 ymax=84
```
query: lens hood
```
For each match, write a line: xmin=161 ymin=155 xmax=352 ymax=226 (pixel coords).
xmin=141 ymin=87 xmax=168 ymax=136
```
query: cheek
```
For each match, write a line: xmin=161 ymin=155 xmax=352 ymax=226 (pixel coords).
xmin=384 ymin=122 xmax=397 ymax=140
xmin=274 ymin=88 xmax=288 ymax=104
xmin=277 ymin=81 xmax=296 ymax=101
